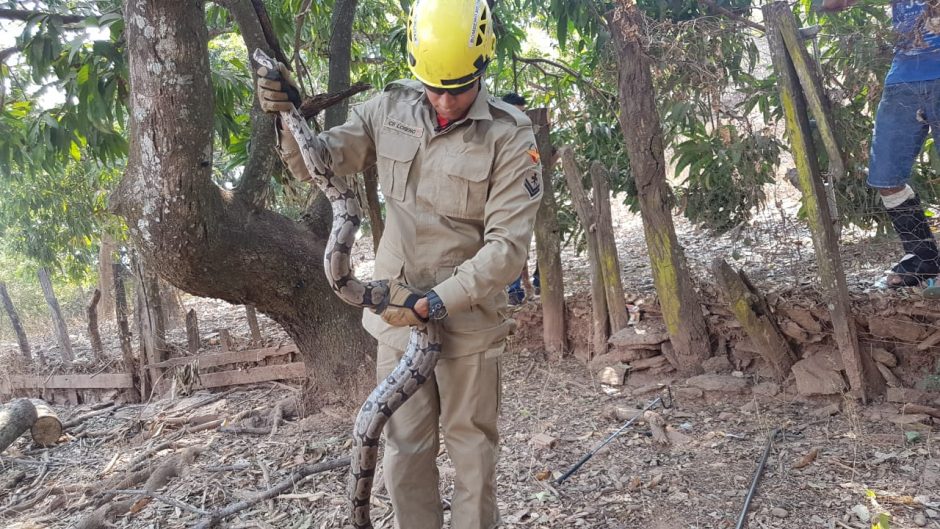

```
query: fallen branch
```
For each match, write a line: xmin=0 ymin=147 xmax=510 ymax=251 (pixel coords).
xmin=191 ymin=456 xmax=351 ymax=529
xmin=64 ymin=402 xmax=117 ymax=429
xmin=108 ymin=489 xmax=208 ymax=515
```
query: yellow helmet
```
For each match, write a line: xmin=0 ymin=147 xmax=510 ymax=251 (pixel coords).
xmin=406 ymin=0 xmax=496 ymax=89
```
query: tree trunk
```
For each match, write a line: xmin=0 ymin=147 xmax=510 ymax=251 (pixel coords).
xmin=560 ymin=147 xmax=608 ymax=358
xmin=0 ymin=399 xmax=37 ymax=454
xmin=245 ymin=305 xmax=262 ymax=345
xmin=186 ymin=309 xmax=200 ymax=354
xmin=362 ymin=165 xmax=384 ymax=250
xmin=37 ymin=268 xmax=73 ymax=365
xmin=325 ymin=0 xmax=359 ymax=130
xmin=28 ymin=399 xmax=62 ymax=447
xmin=590 ymin=162 xmax=630 ymax=334
xmin=609 ymin=4 xmax=710 ymax=374
xmin=113 ymin=0 xmax=374 ymax=412
xmin=527 ymin=108 xmax=567 ymax=357
xmin=0 ymin=282 xmax=32 ymax=363
xmin=97 ymin=234 xmax=116 ymax=321
xmin=87 ymin=289 xmax=104 ymax=361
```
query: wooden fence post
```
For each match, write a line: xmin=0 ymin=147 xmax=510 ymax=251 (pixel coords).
xmin=37 ymin=268 xmax=73 ymax=365
xmin=87 ymin=289 xmax=104 ymax=361
xmin=528 ymin=107 xmax=568 ymax=357
xmin=609 ymin=4 xmax=711 ymax=374
xmin=113 ymin=263 xmax=137 ymax=401
xmin=763 ymin=1 xmax=883 ymax=401
xmin=0 ymin=282 xmax=32 ymax=363
xmin=186 ymin=309 xmax=200 ymax=355
xmin=560 ymin=147 xmax=609 ymax=358
xmin=712 ymin=258 xmax=797 ymax=381
xmin=245 ymin=305 xmax=262 ymax=345
xmin=590 ymin=162 xmax=630 ymax=333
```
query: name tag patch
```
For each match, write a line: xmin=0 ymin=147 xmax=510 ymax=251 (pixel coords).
xmin=384 ymin=117 xmax=424 ymax=138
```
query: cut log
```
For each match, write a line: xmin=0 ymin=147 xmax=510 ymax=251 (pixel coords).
xmin=29 ymin=399 xmax=63 ymax=446
xmin=917 ymin=329 xmax=940 ymax=351
xmin=630 ymin=355 xmax=669 ymax=371
xmin=186 ymin=309 xmax=200 ymax=355
xmin=712 ymin=258 xmax=797 ymax=382
xmin=245 ymin=305 xmax=262 ymax=345
xmin=900 ymin=403 xmax=940 ymax=419
xmin=87 ymin=288 xmax=104 ymax=361
xmin=0 ymin=399 xmax=38 ymax=454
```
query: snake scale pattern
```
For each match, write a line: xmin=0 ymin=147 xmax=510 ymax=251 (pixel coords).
xmin=253 ymin=50 xmax=442 ymax=529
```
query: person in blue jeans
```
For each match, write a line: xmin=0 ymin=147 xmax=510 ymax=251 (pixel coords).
xmin=822 ymin=0 xmax=940 ymax=287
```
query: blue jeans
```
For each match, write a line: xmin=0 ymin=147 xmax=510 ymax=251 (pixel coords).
xmin=868 ymin=78 xmax=940 ymax=189
xmin=506 ymin=277 xmax=525 ymax=305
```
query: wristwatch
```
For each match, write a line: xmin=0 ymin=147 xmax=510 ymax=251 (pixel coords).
xmin=426 ymin=290 xmax=448 ymax=320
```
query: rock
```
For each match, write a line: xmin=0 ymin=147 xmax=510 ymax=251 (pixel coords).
xmin=876 ymin=363 xmax=903 ymax=388
xmin=780 ymin=320 xmax=809 ymax=341
xmin=791 ymin=353 xmax=845 ymax=396
xmin=887 ymin=387 xmax=931 ymax=404
xmin=686 ymin=374 xmax=749 ymax=394
xmin=921 ymin=459 xmax=939 ymax=489
xmin=914 ymin=513 xmax=927 ymax=527
xmin=771 ymin=507 xmax=789 ymax=518
xmin=598 ymin=365 xmax=628 ymax=386
xmin=740 ymin=400 xmax=760 ymax=413
xmin=608 ymin=328 xmax=669 ymax=348
xmin=675 ymin=387 xmax=703 ymax=400
xmin=783 ymin=307 xmax=822 ymax=333
xmin=870 ymin=348 xmax=897 ymax=367
xmin=631 ymin=355 xmax=669 ymax=371
xmin=752 ymin=382 xmax=780 ymax=397
xmin=718 ymin=411 xmax=734 ymax=421
xmin=868 ymin=315 xmax=927 ymax=343
xmin=702 ymin=355 xmax=733 ymax=374
xmin=852 ymin=504 xmax=870 ymax=523
xmin=887 ymin=413 xmax=930 ymax=428
xmin=813 ymin=403 xmax=841 ymax=417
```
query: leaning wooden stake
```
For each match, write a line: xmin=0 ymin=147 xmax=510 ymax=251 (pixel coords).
xmin=528 ymin=107 xmax=567 ymax=357
xmin=0 ymin=282 xmax=32 ymax=363
xmin=245 ymin=305 xmax=262 ymax=345
xmin=712 ymin=258 xmax=798 ymax=381
xmin=38 ymin=268 xmax=73 ymax=364
xmin=186 ymin=309 xmax=200 ymax=355
xmin=561 ymin=147 xmax=609 ymax=357
xmin=87 ymin=288 xmax=105 ymax=361
xmin=608 ymin=2 xmax=711 ymax=373
xmin=0 ymin=399 xmax=38 ymax=454
xmin=764 ymin=1 xmax=883 ymax=401
xmin=113 ymin=263 xmax=139 ymax=402
xmin=29 ymin=399 xmax=63 ymax=446
xmin=590 ymin=161 xmax=630 ymax=333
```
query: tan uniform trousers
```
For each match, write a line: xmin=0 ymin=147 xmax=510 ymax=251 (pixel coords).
xmin=377 ymin=341 xmax=503 ymax=529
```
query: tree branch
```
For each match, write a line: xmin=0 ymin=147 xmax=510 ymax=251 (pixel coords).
xmin=699 ymin=0 xmax=766 ymax=33
xmin=512 ymin=54 xmax=616 ymax=100
xmin=0 ymin=8 xmax=87 ymax=24
xmin=0 ymin=46 xmax=20 ymax=63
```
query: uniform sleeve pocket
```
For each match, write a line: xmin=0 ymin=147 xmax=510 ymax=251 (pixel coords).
xmin=376 ymin=135 xmax=420 ymax=202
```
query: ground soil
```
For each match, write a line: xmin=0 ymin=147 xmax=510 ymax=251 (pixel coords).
xmin=2 ymin=192 xmax=939 ymax=528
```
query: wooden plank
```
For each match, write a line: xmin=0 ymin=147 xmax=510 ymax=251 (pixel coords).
xmin=146 ymin=344 xmax=298 ymax=370
xmin=4 ymin=373 xmax=133 ymax=390
xmin=763 ymin=2 xmax=883 ymax=401
xmin=591 ymin=161 xmax=630 ymax=334
xmin=197 ymin=363 xmax=306 ymax=389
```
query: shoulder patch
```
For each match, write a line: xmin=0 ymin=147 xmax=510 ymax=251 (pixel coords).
xmin=523 ymin=171 xmax=541 ymax=200
xmin=488 ymin=98 xmax=532 ymax=127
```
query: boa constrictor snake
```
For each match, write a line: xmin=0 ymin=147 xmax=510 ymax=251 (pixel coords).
xmin=253 ymin=50 xmax=441 ymax=529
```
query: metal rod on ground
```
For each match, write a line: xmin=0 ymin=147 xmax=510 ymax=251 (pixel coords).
xmin=735 ymin=428 xmax=781 ymax=529
xmin=555 ymin=388 xmax=672 ymax=485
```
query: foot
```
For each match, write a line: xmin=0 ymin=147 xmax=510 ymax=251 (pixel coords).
xmin=885 ymin=253 xmax=939 ymax=288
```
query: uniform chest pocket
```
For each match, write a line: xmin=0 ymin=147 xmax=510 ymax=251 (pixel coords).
xmin=376 ymin=135 xmax=420 ymax=202
xmin=433 ymin=153 xmax=492 ymax=220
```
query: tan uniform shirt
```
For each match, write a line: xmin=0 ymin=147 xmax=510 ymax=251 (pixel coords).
xmin=279 ymin=80 xmax=543 ymax=357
